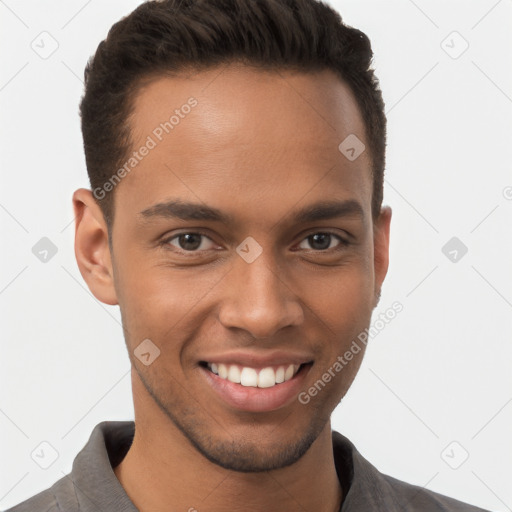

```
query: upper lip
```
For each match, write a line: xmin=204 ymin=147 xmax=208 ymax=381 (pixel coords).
xmin=199 ymin=350 xmax=314 ymax=368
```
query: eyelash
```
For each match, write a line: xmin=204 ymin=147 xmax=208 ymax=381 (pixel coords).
xmin=160 ymin=230 xmax=350 ymax=255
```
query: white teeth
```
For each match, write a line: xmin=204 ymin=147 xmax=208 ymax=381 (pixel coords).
xmin=206 ymin=362 xmax=302 ymax=388
xmin=258 ymin=367 xmax=276 ymax=388
xmin=284 ymin=364 xmax=295 ymax=381
xmin=218 ymin=363 xmax=228 ymax=379
xmin=240 ymin=367 xmax=258 ymax=387
xmin=228 ymin=365 xmax=241 ymax=383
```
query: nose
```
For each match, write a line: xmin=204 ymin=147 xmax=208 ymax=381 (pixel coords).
xmin=218 ymin=251 xmax=304 ymax=339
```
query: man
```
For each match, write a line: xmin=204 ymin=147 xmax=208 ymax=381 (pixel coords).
xmin=7 ymin=0 xmax=490 ymax=510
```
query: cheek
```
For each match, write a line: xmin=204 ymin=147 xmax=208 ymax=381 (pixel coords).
xmin=298 ymin=256 xmax=375 ymax=327
xmin=113 ymin=256 xmax=223 ymax=349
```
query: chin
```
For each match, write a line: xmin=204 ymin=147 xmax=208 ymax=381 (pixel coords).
xmin=186 ymin=425 xmax=323 ymax=473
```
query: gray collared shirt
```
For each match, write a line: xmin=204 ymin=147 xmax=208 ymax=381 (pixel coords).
xmin=5 ymin=421 xmax=490 ymax=511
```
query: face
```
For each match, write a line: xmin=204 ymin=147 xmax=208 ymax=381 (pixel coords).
xmin=75 ymin=63 xmax=391 ymax=472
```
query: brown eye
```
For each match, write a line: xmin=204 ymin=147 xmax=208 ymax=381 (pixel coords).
xmin=166 ymin=233 xmax=216 ymax=252
xmin=297 ymin=232 xmax=347 ymax=251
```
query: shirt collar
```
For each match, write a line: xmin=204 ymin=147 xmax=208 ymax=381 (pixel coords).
xmin=71 ymin=421 xmax=138 ymax=512
xmin=332 ymin=430 xmax=403 ymax=510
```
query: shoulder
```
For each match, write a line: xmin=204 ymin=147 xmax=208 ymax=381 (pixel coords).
xmin=331 ymin=430 xmax=491 ymax=512
xmin=380 ymin=472 xmax=491 ymax=511
xmin=4 ymin=473 xmax=78 ymax=512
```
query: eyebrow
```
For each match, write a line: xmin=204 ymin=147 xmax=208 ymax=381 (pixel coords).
xmin=139 ymin=199 xmax=233 ymax=224
xmin=293 ymin=199 xmax=364 ymax=224
xmin=138 ymin=198 xmax=365 ymax=225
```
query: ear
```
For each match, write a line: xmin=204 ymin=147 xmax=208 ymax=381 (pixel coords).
xmin=372 ymin=205 xmax=392 ymax=308
xmin=72 ymin=188 xmax=118 ymax=305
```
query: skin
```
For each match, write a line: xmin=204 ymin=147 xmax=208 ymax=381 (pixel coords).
xmin=73 ymin=63 xmax=391 ymax=512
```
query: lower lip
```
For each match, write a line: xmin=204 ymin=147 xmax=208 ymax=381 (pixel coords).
xmin=199 ymin=364 xmax=312 ymax=413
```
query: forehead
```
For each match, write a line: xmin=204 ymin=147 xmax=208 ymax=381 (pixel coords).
xmin=130 ymin=64 xmax=367 ymax=153
xmin=116 ymin=64 xmax=372 ymax=227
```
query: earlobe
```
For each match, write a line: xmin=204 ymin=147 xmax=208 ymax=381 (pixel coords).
xmin=72 ymin=188 xmax=118 ymax=306
xmin=373 ymin=206 xmax=392 ymax=308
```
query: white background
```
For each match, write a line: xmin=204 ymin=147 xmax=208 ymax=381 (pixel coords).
xmin=1 ymin=0 xmax=511 ymax=510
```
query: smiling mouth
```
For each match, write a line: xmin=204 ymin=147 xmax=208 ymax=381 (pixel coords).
xmin=199 ymin=361 xmax=312 ymax=388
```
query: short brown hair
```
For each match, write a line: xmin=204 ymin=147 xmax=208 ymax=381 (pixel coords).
xmin=79 ymin=0 xmax=386 ymax=231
